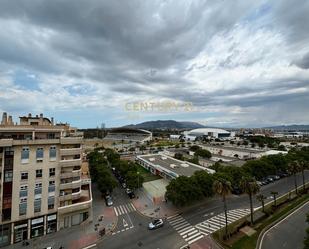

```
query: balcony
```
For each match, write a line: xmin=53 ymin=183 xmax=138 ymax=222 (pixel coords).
xmin=60 ymin=179 xmax=81 ymax=190
xmin=60 ymin=137 xmax=83 ymax=145
xmin=0 ymin=139 xmax=13 ymax=147
xmin=58 ymin=189 xmax=92 ymax=215
xmin=60 ymin=170 xmax=81 ymax=179
xmin=72 ymin=190 xmax=82 ymax=200
xmin=59 ymin=194 xmax=72 ymax=202
xmin=59 ymin=158 xmax=82 ymax=168
xmin=60 ymin=147 xmax=81 ymax=156
xmin=12 ymin=138 xmax=60 ymax=146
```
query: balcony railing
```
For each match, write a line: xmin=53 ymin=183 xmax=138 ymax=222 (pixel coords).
xmin=60 ymin=147 xmax=82 ymax=156
xmin=60 ymin=179 xmax=81 ymax=190
xmin=60 ymin=137 xmax=83 ymax=145
xmin=59 ymin=194 xmax=72 ymax=202
xmin=59 ymin=158 xmax=82 ymax=168
xmin=57 ymin=190 xmax=92 ymax=215
xmin=60 ymin=170 xmax=81 ymax=179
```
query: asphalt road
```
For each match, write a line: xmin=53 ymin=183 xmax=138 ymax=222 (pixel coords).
xmin=260 ymin=201 xmax=309 ymax=249
xmin=98 ymin=171 xmax=309 ymax=249
xmin=182 ymin=171 xmax=309 ymax=225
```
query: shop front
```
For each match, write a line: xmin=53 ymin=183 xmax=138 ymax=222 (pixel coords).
xmin=13 ymin=221 xmax=28 ymax=243
xmin=47 ymin=214 xmax=57 ymax=234
xmin=30 ymin=217 xmax=44 ymax=238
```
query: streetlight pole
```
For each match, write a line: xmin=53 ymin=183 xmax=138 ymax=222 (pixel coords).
xmin=137 ymin=171 xmax=140 ymax=189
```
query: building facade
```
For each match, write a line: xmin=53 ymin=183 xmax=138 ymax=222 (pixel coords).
xmin=0 ymin=113 xmax=92 ymax=246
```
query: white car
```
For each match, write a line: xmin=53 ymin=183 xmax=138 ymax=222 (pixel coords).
xmin=148 ymin=219 xmax=164 ymax=230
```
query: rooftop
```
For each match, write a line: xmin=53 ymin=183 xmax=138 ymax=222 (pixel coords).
xmin=137 ymin=154 xmax=214 ymax=177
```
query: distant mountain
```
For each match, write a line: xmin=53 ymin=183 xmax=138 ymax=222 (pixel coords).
xmin=264 ymin=124 xmax=309 ymax=131
xmin=124 ymin=120 xmax=205 ymax=130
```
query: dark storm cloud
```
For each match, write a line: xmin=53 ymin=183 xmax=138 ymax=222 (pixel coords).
xmin=1 ymin=0 xmax=309 ymax=126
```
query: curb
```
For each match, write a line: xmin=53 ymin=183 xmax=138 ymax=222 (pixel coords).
xmin=256 ymin=198 xmax=309 ymax=249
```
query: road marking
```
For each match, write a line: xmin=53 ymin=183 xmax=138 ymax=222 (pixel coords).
xmin=113 ymin=203 xmax=137 ymax=216
xmin=113 ymin=207 xmax=118 ymax=216
xmin=195 ymin=209 xmax=251 ymax=236
xmin=123 ymin=218 xmax=128 ymax=227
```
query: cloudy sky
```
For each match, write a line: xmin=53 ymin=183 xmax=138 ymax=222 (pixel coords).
xmin=0 ymin=0 xmax=309 ymax=128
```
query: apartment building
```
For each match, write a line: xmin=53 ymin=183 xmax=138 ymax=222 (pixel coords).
xmin=0 ymin=113 xmax=92 ymax=246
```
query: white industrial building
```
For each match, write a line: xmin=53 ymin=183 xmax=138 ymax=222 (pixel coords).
xmin=183 ymin=128 xmax=235 ymax=141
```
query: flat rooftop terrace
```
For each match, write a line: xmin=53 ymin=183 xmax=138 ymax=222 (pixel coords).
xmin=137 ymin=154 xmax=214 ymax=177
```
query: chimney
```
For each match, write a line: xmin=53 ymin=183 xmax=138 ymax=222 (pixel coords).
xmin=1 ymin=112 xmax=7 ymax=125
xmin=8 ymin=116 xmax=13 ymax=125
xmin=40 ymin=113 xmax=43 ymax=118
xmin=51 ymin=117 xmax=54 ymax=125
xmin=28 ymin=113 xmax=32 ymax=117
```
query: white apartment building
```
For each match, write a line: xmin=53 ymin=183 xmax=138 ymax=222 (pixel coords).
xmin=0 ymin=113 xmax=92 ymax=246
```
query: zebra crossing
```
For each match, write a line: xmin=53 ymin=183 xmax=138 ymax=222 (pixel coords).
xmin=113 ymin=203 xmax=136 ymax=216
xmin=196 ymin=208 xmax=250 ymax=236
xmin=167 ymin=215 xmax=204 ymax=245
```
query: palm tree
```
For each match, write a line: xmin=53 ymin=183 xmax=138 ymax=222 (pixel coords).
xmin=240 ymin=177 xmax=260 ymax=225
xmin=256 ymin=194 xmax=267 ymax=212
xmin=213 ymin=178 xmax=232 ymax=239
xmin=288 ymin=161 xmax=300 ymax=195
xmin=270 ymin=191 xmax=279 ymax=207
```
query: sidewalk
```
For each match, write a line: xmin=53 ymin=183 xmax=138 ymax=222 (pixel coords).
xmin=131 ymin=189 xmax=179 ymax=219
xmin=5 ymin=184 xmax=117 ymax=249
xmin=189 ymin=236 xmax=222 ymax=249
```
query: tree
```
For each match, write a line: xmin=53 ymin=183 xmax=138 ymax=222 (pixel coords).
xmin=189 ymin=145 xmax=201 ymax=152
xmin=166 ymin=176 xmax=203 ymax=206
xmin=288 ymin=161 xmax=300 ymax=194
xmin=192 ymin=171 xmax=214 ymax=198
xmin=270 ymin=191 xmax=278 ymax=207
xmin=174 ymin=153 xmax=184 ymax=161
xmin=299 ymin=160 xmax=308 ymax=193
xmin=213 ymin=178 xmax=232 ymax=239
xmin=126 ymin=171 xmax=144 ymax=189
xmin=128 ymin=147 xmax=135 ymax=152
xmin=256 ymin=194 xmax=267 ymax=212
xmin=195 ymin=149 xmax=211 ymax=159
xmin=240 ymin=177 xmax=260 ymax=225
xmin=139 ymin=145 xmax=146 ymax=154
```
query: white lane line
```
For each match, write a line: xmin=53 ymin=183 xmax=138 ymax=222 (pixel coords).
xmin=126 ymin=204 xmax=133 ymax=212
xmin=114 ymin=207 xmax=118 ymax=216
xmin=168 ymin=215 xmax=181 ymax=222
xmin=177 ymin=224 xmax=192 ymax=233
xmin=130 ymin=203 xmax=136 ymax=211
xmin=173 ymin=221 xmax=188 ymax=229
xmin=122 ymin=205 xmax=128 ymax=214
xmin=169 ymin=218 xmax=185 ymax=226
xmin=180 ymin=227 xmax=195 ymax=236
xmin=119 ymin=205 xmax=124 ymax=215
xmin=187 ymin=235 xmax=204 ymax=244
xmin=185 ymin=231 xmax=201 ymax=241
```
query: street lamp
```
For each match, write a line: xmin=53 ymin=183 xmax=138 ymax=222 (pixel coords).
xmin=137 ymin=171 xmax=140 ymax=189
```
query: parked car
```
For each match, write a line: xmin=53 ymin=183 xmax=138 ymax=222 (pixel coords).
xmin=148 ymin=219 xmax=164 ymax=230
xmin=231 ymin=186 xmax=242 ymax=195
xmin=105 ymin=196 xmax=113 ymax=206
xmin=266 ymin=176 xmax=274 ymax=183
xmin=269 ymin=175 xmax=280 ymax=180
xmin=261 ymin=178 xmax=270 ymax=185
xmin=126 ymin=188 xmax=135 ymax=198
xmin=256 ymin=181 xmax=263 ymax=186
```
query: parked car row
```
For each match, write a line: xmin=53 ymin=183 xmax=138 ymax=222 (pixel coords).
xmin=258 ymin=172 xmax=289 ymax=186
xmin=112 ymin=167 xmax=136 ymax=199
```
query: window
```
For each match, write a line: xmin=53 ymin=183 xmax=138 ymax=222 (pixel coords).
xmin=21 ymin=147 xmax=29 ymax=163
xmin=4 ymin=170 xmax=13 ymax=182
xmin=48 ymin=197 xmax=55 ymax=210
xmin=49 ymin=146 xmax=56 ymax=160
xmin=19 ymin=197 xmax=27 ymax=216
xmin=49 ymin=168 xmax=55 ymax=177
xmin=48 ymin=181 xmax=55 ymax=193
xmin=36 ymin=169 xmax=42 ymax=178
xmin=19 ymin=185 xmax=28 ymax=197
xmin=21 ymin=172 xmax=28 ymax=180
xmin=36 ymin=148 xmax=44 ymax=161
xmin=34 ymin=198 xmax=41 ymax=213
xmin=35 ymin=182 xmax=42 ymax=195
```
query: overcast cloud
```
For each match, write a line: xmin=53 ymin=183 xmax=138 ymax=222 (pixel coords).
xmin=0 ymin=0 xmax=309 ymax=128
